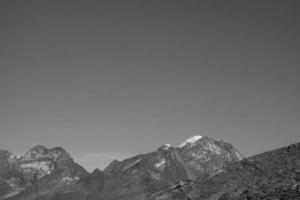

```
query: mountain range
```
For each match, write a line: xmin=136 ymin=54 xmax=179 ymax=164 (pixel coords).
xmin=0 ymin=135 xmax=299 ymax=200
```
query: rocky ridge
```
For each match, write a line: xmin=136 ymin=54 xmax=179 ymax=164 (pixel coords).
xmin=10 ymin=135 xmax=240 ymax=200
xmin=0 ymin=145 xmax=88 ymax=200
xmin=1 ymin=135 xmax=298 ymax=200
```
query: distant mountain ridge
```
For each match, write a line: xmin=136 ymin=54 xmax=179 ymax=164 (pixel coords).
xmin=0 ymin=135 xmax=241 ymax=200
xmin=1 ymin=135 xmax=299 ymax=200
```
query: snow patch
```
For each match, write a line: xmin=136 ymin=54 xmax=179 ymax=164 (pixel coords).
xmin=63 ymin=177 xmax=73 ymax=181
xmin=179 ymin=135 xmax=203 ymax=147
xmin=154 ymin=158 xmax=166 ymax=169
xmin=20 ymin=161 xmax=52 ymax=172
xmin=62 ymin=176 xmax=79 ymax=182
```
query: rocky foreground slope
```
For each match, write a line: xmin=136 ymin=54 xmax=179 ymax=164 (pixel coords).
xmin=147 ymin=142 xmax=300 ymax=200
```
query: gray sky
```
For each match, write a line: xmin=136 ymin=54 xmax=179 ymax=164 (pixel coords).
xmin=0 ymin=0 xmax=299 ymax=171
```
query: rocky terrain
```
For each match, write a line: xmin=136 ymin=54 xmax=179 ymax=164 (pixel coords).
xmin=0 ymin=136 xmax=299 ymax=200
xmin=0 ymin=145 xmax=88 ymax=200
xmin=147 ymin=142 xmax=300 ymax=200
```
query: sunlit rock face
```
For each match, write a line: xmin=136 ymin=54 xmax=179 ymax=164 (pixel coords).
xmin=0 ymin=146 xmax=88 ymax=200
xmin=19 ymin=146 xmax=69 ymax=163
xmin=17 ymin=145 xmax=75 ymax=182
xmin=175 ymin=136 xmax=241 ymax=178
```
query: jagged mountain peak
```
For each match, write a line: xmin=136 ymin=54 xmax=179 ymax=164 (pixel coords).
xmin=29 ymin=144 xmax=48 ymax=151
xmin=176 ymin=135 xmax=238 ymax=155
xmin=0 ymin=145 xmax=89 ymax=200
xmin=25 ymin=145 xmax=67 ymax=155
xmin=19 ymin=145 xmax=71 ymax=163
xmin=22 ymin=145 xmax=49 ymax=159
xmin=157 ymin=135 xmax=225 ymax=150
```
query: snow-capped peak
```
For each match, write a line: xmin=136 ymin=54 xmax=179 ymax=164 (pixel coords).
xmin=162 ymin=144 xmax=172 ymax=150
xmin=178 ymin=135 xmax=203 ymax=147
